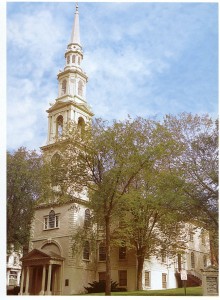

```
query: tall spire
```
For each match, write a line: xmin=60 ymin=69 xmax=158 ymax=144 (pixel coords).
xmin=70 ymin=3 xmax=81 ymax=46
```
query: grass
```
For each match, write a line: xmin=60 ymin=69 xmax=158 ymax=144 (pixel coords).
xmin=81 ymin=286 xmax=202 ymax=296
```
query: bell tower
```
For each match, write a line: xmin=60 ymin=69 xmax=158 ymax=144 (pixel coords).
xmin=41 ymin=4 xmax=93 ymax=150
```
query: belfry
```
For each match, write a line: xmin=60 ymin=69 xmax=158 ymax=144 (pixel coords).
xmin=19 ymin=5 xmax=94 ymax=295
xmin=41 ymin=3 xmax=93 ymax=149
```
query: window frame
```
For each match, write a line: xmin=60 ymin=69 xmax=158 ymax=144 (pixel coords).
xmin=144 ymin=271 xmax=151 ymax=287
xmin=99 ymin=242 xmax=106 ymax=262
xmin=118 ymin=270 xmax=127 ymax=287
xmin=44 ymin=211 xmax=60 ymax=230
xmin=119 ymin=246 xmax=126 ymax=260
xmin=162 ymin=273 xmax=167 ymax=289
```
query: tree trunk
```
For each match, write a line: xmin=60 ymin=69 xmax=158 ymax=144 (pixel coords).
xmin=136 ymin=250 xmax=145 ymax=290
xmin=105 ymin=215 xmax=111 ymax=295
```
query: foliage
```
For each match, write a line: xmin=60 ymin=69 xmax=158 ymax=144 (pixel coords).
xmin=7 ymin=286 xmax=20 ymax=295
xmin=163 ymin=113 xmax=218 ymax=264
xmin=7 ymin=147 xmax=43 ymax=249
xmin=47 ymin=113 xmax=218 ymax=293
xmin=84 ymin=280 xmax=126 ymax=293
xmin=163 ymin=113 xmax=218 ymax=230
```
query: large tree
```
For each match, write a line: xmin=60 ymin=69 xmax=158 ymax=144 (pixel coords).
xmin=163 ymin=113 xmax=218 ymax=264
xmin=53 ymin=117 xmax=164 ymax=294
xmin=7 ymin=147 xmax=43 ymax=250
xmin=111 ymin=134 xmax=189 ymax=290
xmin=52 ymin=117 xmax=189 ymax=294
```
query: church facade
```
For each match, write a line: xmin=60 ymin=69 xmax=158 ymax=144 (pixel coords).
xmin=19 ymin=5 xmax=210 ymax=295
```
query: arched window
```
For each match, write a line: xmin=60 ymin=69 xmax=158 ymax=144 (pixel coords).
xmin=84 ymin=209 xmax=91 ymax=228
xmin=44 ymin=210 xmax=59 ymax=229
xmin=78 ymin=80 xmax=83 ymax=97
xmin=61 ymin=79 xmax=67 ymax=95
xmin=49 ymin=210 xmax=55 ymax=228
xmin=99 ymin=242 xmax=106 ymax=261
xmin=78 ymin=57 xmax=80 ymax=65
xmin=83 ymin=241 xmax=90 ymax=260
xmin=56 ymin=115 xmax=63 ymax=137
xmin=78 ymin=117 xmax=85 ymax=135
xmin=191 ymin=252 xmax=195 ymax=269
xmin=72 ymin=55 xmax=76 ymax=63
xmin=67 ymin=56 xmax=70 ymax=64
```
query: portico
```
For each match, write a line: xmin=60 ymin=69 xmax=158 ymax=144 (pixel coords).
xmin=19 ymin=249 xmax=64 ymax=295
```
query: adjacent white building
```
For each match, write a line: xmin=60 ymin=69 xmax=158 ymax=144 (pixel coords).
xmin=19 ymin=5 xmax=210 ymax=295
xmin=7 ymin=244 xmax=22 ymax=289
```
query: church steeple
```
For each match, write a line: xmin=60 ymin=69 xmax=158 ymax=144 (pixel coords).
xmin=70 ymin=3 xmax=81 ymax=46
xmin=42 ymin=4 xmax=93 ymax=148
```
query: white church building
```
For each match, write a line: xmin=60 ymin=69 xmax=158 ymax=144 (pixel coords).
xmin=19 ymin=5 xmax=210 ymax=295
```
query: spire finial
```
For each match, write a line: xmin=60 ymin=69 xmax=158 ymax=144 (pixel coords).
xmin=76 ymin=2 xmax=78 ymax=12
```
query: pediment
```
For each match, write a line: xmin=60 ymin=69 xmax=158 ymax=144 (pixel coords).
xmin=21 ymin=248 xmax=63 ymax=262
xmin=47 ymin=100 xmax=72 ymax=113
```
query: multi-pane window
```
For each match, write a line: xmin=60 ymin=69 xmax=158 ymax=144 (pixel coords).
xmin=49 ymin=210 xmax=55 ymax=227
xmin=99 ymin=243 xmax=106 ymax=261
xmin=9 ymin=271 xmax=18 ymax=286
xmin=191 ymin=252 xmax=195 ymax=269
xmin=118 ymin=270 xmax=127 ymax=286
xmin=83 ymin=241 xmax=90 ymax=260
xmin=119 ymin=246 xmax=126 ymax=260
xmin=145 ymin=271 xmax=150 ymax=287
xmin=162 ymin=273 xmax=167 ymax=288
xmin=44 ymin=210 xmax=59 ymax=230
xmin=84 ymin=209 xmax=91 ymax=228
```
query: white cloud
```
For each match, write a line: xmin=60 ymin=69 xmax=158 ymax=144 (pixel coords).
xmin=7 ymin=2 xmax=218 ymax=150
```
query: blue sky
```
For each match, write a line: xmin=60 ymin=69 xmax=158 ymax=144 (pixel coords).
xmin=7 ymin=1 xmax=218 ymax=151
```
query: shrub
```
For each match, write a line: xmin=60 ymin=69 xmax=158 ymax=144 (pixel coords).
xmin=84 ymin=280 xmax=126 ymax=293
xmin=7 ymin=286 xmax=20 ymax=295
